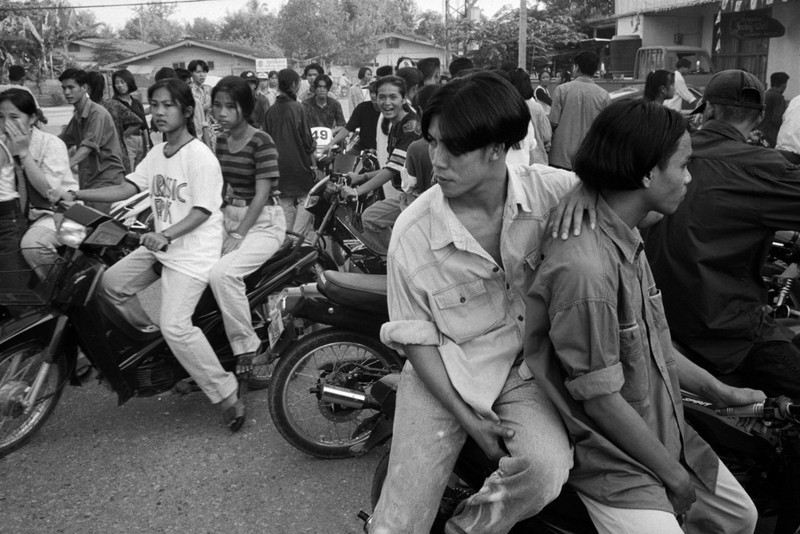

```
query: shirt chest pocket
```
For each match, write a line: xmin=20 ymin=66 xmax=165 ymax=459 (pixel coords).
xmin=432 ymin=280 xmax=503 ymax=345
xmin=618 ymin=322 xmax=650 ymax=408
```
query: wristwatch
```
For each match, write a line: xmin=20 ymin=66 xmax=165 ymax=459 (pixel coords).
xmin=67 ymin=190 xmax=79 ymax=201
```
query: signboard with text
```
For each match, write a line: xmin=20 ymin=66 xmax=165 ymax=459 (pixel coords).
xmin=255 ymin=58 xmax=288 ymax=77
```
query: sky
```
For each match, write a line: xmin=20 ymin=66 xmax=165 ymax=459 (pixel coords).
xmin=69 ymin=0 xmax=512 ymax=30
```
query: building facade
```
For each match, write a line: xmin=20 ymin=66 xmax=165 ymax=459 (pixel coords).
xmin=373 ymin=33 xmax=446 ymax=69
xmin=615 ymin=0 xmax=800 ymax=97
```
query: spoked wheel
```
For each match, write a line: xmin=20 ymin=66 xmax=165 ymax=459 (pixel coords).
xmin=0 ymin=341 xmax=67 ymax=458
xmin=268 ymin=328 xmax=402 ymax=458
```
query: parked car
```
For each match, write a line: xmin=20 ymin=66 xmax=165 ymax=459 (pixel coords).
xmin=608 ymin=83 xmax=703 ymax=114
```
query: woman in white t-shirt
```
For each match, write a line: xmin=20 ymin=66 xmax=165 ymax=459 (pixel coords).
xmin=50 ymin=79 xmax=245 ymax=433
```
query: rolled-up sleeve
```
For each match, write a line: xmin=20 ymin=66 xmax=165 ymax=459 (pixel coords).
xmin=380 ymin=253 xmax=442 ymax=352
xmin=79 ymin=108 xmax=112 ymax=151
xmin=550 ymin=298 xmax=625 ymax=401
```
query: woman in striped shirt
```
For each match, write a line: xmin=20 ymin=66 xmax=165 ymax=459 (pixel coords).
xmin=208 ymin=76 xmax=286 ymax=381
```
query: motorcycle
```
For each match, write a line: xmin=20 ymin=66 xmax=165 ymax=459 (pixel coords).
xmin=266 ymin=270 xmax=402 ymax=459
xmin=765 ymin=231 xmax=800 ymax=319
xmin=0 ymin=202 xmax=337 ymax=458
xmin=357 ymin=367 xmax=800 ymax=533
xmin=306 ymin=147 xmax=386 ymax=273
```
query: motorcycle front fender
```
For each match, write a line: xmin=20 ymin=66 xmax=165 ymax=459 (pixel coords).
xmin=0 ymin=310 xmax=77 ymax=376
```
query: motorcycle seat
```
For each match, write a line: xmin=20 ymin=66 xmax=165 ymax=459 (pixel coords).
xmin=317 ymin=270 xmax=387 ymax=315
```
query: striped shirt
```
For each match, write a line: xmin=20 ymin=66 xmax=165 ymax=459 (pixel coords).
xmin=215 ymin=130 xmax=279 ymax=200
xmin=386 ymin=111 xmax=421 ymax=175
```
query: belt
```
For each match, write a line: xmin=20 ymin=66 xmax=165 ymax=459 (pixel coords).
xmin=0 ymin=199 xmax=20 ymax=216
xmin=224 ymin=196 xmax=251 ymax=207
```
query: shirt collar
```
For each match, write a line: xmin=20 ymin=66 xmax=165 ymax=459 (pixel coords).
xmin=698 ymin=119 xmax=747 ymax=144
xmin=429 ymin=164 xmax=531 ymax=251
xmin=596 ymin=192 xmax=644 ymax=264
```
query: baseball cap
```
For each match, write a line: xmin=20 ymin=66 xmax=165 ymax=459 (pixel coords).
xmin=692 ymin=69 xmax=765 ymax=114
xmin=240 ymin=70 xmax=258 ymax=82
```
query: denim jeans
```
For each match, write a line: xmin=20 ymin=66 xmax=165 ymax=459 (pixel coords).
xmin=740 ymin=339 xmax=800 ymax=397
xmin=102 ymin=247 xmax=238 ymax=404
xmin=579 ymin=459 xmax=756 ymax=534
xmin=209 ymin=205 xmax=286 ymax=356
xmin=370 ymin=361 xmax=573 ymax=534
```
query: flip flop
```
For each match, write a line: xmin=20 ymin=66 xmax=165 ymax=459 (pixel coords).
xmin=222 ymin=383 xmax=247 ymax=433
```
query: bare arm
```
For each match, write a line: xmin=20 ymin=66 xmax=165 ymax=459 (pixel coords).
xmin=673 ymin=348 xmax=765 ymax=406
xmin=69 ymin=145 xmax=92 ymax=168
xmin=50 ymin=181 xmax=138 ymax=204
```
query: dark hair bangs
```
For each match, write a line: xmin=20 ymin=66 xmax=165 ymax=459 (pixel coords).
xmin=211 ymin=76 xmax=255 ymax=120
xmin=148 ymin=78 xmax=197 ymax=137
xmin=574 ymin=100 xmax=687 ymax=190
xmin=422 ymin=72 xmax=529 ymax=156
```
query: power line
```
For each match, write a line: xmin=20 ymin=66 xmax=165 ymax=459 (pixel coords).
xmin=6 ymin=0 xmax=220 ymax=11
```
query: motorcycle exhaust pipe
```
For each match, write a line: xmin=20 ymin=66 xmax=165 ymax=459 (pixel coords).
xmin=314 ymin=384 xmax=380 ymax=410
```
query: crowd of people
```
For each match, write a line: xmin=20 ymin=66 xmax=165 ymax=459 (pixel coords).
xmin=2 ymin=52 xmax=800 ymax=532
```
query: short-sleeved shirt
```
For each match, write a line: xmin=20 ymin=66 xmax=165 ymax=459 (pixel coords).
xmin=386 ymin=111 xmax=421 ymax=179
xmin=59 ymin=98 xmax=125 ymax=190
xmin=302 ymin=95 xmax=345 ymax=129
xmin=525 ymin=191 xmax=718 ymax=512
xmin=548 ymin=78 xmax=610 ymax=170
xmin=777 ymin=95 xmax=800 ymax=155
xmin=125 ymin=139 xmax=223 ymax=281
xmin=215 ymin=130 xmax=278 ymax=200
xmin=645 ymin=119 xmax=800 ymax=372
xmin=380 ymin=164 xmax=578 ymax=418
xmin=345 ymin=101 xmax=380 ymax=151
xmin=264 ymin=94 xmax=315 ymax=198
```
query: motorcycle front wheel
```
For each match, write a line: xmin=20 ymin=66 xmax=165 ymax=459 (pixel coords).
xmin=268 ymin=327 xmax=402 ymax=458
xmin=0 ymin=341 xmax=67 ymax=458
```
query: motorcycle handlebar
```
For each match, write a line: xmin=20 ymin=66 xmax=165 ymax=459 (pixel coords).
xmin=715 ymin=396 xmax=799 ymax=422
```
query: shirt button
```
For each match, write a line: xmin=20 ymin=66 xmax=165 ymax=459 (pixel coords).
xmin=460 ymin=297 xmax=466 ymax=303
xmin=517 ymin=315 xmax=523 ymax=321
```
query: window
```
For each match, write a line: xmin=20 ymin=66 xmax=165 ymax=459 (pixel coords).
xmin=207 ymin=61 xmax=215 ymax=70
xmin=385 ymin=37 xmax=399 ymax=49
xmin=173 ymin=62 xmax=186 ymax=69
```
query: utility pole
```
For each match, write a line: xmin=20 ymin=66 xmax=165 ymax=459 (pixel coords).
xmin=444 ymin=0 xmax=479 ymax=65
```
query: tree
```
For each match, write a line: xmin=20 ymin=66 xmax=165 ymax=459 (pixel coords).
xmin=92 ymin=40 xmax=127 ymax=65
xmin=415 ymin=10 xmax=445 ymax=45
xmin=218 ymin=6 xmax=277 ymax=51
xmin=185 ymin=17 xmax=220 ymax=41
xmin=119 ymin=1 xmax=183 ymax=46
xmin=0 ymin=1 xmax=104 ymax=80
xmin=539 ymin=0 xmax=613 ymax=22
xmin=447 ymin=6 xmax=586 ymax=69
xmin=276 ymin=0 xmax=345 ymax=63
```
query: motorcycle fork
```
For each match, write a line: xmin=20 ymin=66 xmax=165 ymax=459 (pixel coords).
xmin=21 ymin=315 xmax=68 ymax=414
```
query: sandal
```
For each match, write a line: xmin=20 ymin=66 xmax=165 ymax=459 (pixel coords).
xmin=221 ymin=384 xmax=246 ymax=433
xmin=235 ymin=352 xmax=255 ymax=379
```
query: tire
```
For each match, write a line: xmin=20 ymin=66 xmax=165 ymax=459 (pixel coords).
xmin=0 ymin=341 xmax=67 ymax=458
xmin=247 ymin=255 xmax=338 ymax=391
xmin=268 ymin=328 xmax=402 ymax=458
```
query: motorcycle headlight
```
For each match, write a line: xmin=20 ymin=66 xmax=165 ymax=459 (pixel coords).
xmin=57 ymin=218 xmax=88 ymax=248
